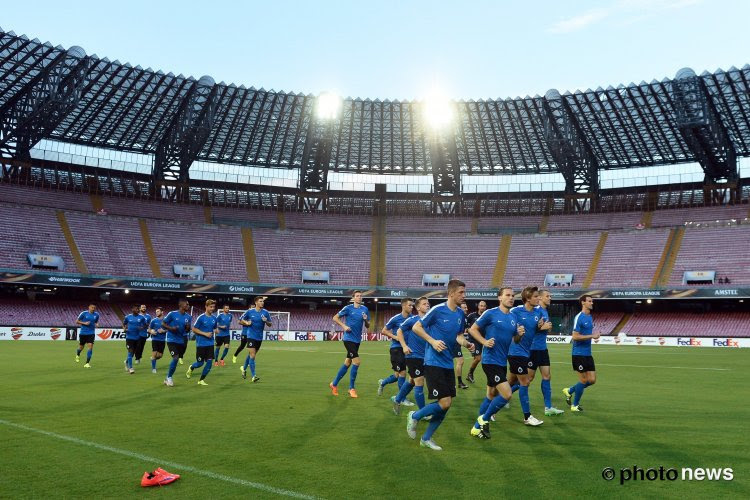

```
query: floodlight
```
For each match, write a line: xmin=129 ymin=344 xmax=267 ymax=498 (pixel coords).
xmin=422 ymin=91 xmax=454 ymax=129
xmin=316 ymin=92 xmax=341 ymax=120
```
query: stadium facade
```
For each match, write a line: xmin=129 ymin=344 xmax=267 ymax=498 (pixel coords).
xmin=1 ymin=28 xmax=749 ymax=337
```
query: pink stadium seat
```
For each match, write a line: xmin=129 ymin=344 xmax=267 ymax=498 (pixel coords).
xmin=0 ymin=203 xmax=76 ymax=272
xmin=589 ymin=230 xmax=670 ymax=288
xmin=386 ymin=234 xmax=499 ymax=288
xmin=66 ymin=212 xmax=153 ymax=277
xmin=253 ymin=228 xmax=371 ymax=285
xmin=621 ymin=311 xmax=750 ymax=337
xmin=0 ymin=299 xmax=121 ymax=327
xmin=668 ymin=226 xmax=750 ymax=286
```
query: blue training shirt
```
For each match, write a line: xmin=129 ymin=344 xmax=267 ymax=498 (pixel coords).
xmin=420 ymin=302 xmax=466 ymax=370
xmin=123 ymin=313 xmax=146 ymax=340
xmin=149 ymin=317 xmax=165 ymax=341
xmin=385 ymin=312 xmax=411 ymax=349
xmin=139 ymin=313 xmax=152 ymax=338
xmin=77 ymin=311 xmax=100 ymax=335
xmin=216 ymin=312 xmax=233 ymax=337
xmin=475 ymin=307 xmax=520 ymax=366
xmin=572 ymin=311 xmax=594 ymax=356
xmin=400 ymin=315 xmax=426 ymax=359
xmin=508 ymin=305 xmax=540 ymax=358
xmin=337 ymin=304 xmax=371 ymax=344
xmin=162 ymin=310 xmax=192 ymax=344
xmin=241 ymin=308 xmax=270 ymax=341
xmin=193 ymin=313 xmax=217 ymax=347
xmin=531 ymin=306 xmax=550 ymax=351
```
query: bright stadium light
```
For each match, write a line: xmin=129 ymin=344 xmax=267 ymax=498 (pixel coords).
xmin=316 ymin=92 xmax=341 ymax=120
xmin=422 ymin=89 xmax=454 ymax=130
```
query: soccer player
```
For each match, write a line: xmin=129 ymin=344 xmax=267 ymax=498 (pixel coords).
xmin=178 ymin=314 xmax=190 ymax=366
xmin=186 ymin=299 xmax=218 ymax=386
xmin=563 ymin=295 xmax=600 ymax=412
xmin=527 ymin=289 xmax=564 ymax=416
xmin=161 ymin=299 xmax=193 ymax=387
xmin=468 ymin=287 xmax=524 ymax=439
xmin=232 ymin=317 xmax=249 ymax=364
xmin=123 ymin=305 xmax=146 ymax=374
xmin=75 ymin=303 xmax=99 ymax=368
xmin=329 ymin=290 xmax=371 ymax=398
xmin=134 ymin=304 xmax=151 ymax=365
xmin=239 ymin=296 xmax=272 ymax=383
xmin=148 ymin=307 xmax=165 ymax=374
xmin=465 ymin=300 xmax=486 ymax=383
xmin=392 ymin=296 xmax=430 ymax=414
xmin=505 ymin=286 xmax=544 ymax=426
xmin=453 ymin=303 xmax=469 ymax=390
xmin=377 ymin=297 xmax=414 ymax=400
xmin=214 ymin=305 xmax=233 ymax=366
xmin=405 ymin=279 xmax=474 ymax=451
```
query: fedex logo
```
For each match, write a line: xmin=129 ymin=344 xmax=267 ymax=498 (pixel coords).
xmin=713 ymin=338 xmax=739 ymax=347
xmin=677 ymin=338 xmax=701 ymax=346
xmin=294 ymin=332 xmax=316 ymax=341
xmin=265 ymin=333 xmax=285 ymax=341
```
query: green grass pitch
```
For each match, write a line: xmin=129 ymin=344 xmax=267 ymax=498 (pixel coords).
xmin=1 ymin=341 xmax=748 ymax=498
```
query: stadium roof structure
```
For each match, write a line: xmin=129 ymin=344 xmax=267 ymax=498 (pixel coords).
xmin=1 ymin=27 xmax=749 ymax=211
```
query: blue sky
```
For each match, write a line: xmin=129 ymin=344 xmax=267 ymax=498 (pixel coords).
xmin=4 ymin=0 xmax=749 ymax=101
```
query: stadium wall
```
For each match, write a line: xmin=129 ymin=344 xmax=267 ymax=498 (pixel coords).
xmin=2 ymin=327 xmax=747 ymax=347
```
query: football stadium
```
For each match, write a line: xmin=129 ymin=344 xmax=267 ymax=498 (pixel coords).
xmin=1 ymin=3 xmax=749 ymax=498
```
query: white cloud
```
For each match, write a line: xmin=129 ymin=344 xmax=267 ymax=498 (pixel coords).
xmin=548 ymin=0 xmax=702 ymax=34
xmin=548 ymin=9 xmax=611 ymax=34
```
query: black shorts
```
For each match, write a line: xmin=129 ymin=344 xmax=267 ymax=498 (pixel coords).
xmin=343 ymin=341 xmax=360 ymax=359
xmin=482 ymin=363 xmax=508 ymax=387
xmin=78 ymin=334 xmax=95 ymax=345
xmin=196 ymin=345 xmax=214 ymax=362
xmin=167 ymin=342 xmax=184 ymax=357
xmin=453 ymin=348 xmax=463 ymax=359
xmin=125 ymin=338 xmax=139 ymax=351
xmin=215 ymin=335 xmax=230 ymax=346
xmin=390 ymin=347 xmax=406 ymax=372
xmin=529 ymin=349 xmax=551 ymax=370
xmin=508 ymin=355 xmax=529 ymax=376
xmin=406 ymin=358 xmax=425 ymax=379
xmin=151 ymin=340 xmax=165 ymax=354
xmin=247 ymin=339 xmax=263 ymax=351
xmin=572 ymin=355 xmax=596 ymax=373
xmin=424 ymin=365 xmax=456 ymax=400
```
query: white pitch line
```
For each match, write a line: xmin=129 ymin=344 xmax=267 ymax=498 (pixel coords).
xmin=550 ymin=361 xmax=729 ymax=371
xmin=0 ymin=419 xmax=318 ymax=499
